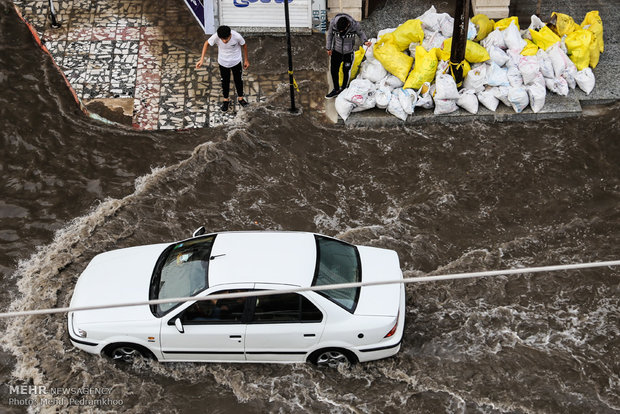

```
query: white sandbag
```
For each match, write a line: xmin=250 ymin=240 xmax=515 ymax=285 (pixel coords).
xmin=397 ymin=88 xmax=418 ymax=115
xmin=488 ymin=46 xmax=510 ymax=67
xmin=434 ymin=98 xmax=458 ymax=115
xmin=493 ymin=86 xmax=511 ymax=107
xmin=477 ymin=88 xmax=500 ymax=111
xmin=341 ymin=78 xmax=375 ymax=105
xmin=518 ymin=55 xmax=540 ymax=85
xmin=436 ymin=60 xmax=450 ymax=78
xmin=523 ymin=15 xmax=545 ymax=40
xmin=463 ymin=64 xmax=487 ymax=92
xmin=335 ymin=93 xmax=355 ymax=121
xmin=508 ymin=86 xmax=529 ymax=113
xmin=545 ymin=76 xmax=569 ymax=96
xmin=526 ymin=82 xmax=546 ymax=113
xmin=457 ymin=89 xmax=479 ymax=114
xmin=435 ymin=73 xmax=460 ymax=100
xmin=505 ymin=49 xmax=522 ymax=68
xmin=375 ymin=84 xmax=392 ymax=108
xmin=377 ymin=27 xmax=396 ymax=41
xmin=408 ymin=42 xmax=421 ymax=59
xmin=439 ymin=14 xmax=454 ymax=37
xmin=504 ymin=22 xmax=526 ymax=52
xmin=530 ymin=72 xmax=546 ymax=90
xmin=352 ymin=88 xmax=376 ymax=112
xmin=482 ymin=28 xmax=506 ymax=50
xmin=468 ymin=21 xmax=478 ymax=40
xmin=418 ymin=6 xmax=441 ymax=32
xmin=423 ymin=31 xmax=447 ymax=51
xmin=562 ymin=62 xmax=577 ymax=90
xmin=486 ymin=62 xmax=510 ymax=87
xmin=547 ymin=44 xmax=570 ymax=79
xmin=574 ymin=67 xmax=596 ymax=95
xmin=365 ymin=38 xmax=378 ymax=61
xmin=507 ymin=65 xmax=524 ymax=87
xmin=415 ymin=82 xmax=434 ymax=109
xmin=359 ymin=59 xmax=388 ymax=83
xmin=536 ymin=49 xmax=555 ymax=79
xmin=387 ymin=91 xmax=408 ymax=121
xmin=383 ymin=74 xmax=404 ymax=89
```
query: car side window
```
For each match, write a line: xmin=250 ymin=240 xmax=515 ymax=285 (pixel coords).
xmin=251 ymin=293 xmax=323 ymax=323
xmin=181 ymin=291 xmax=247 ymax=324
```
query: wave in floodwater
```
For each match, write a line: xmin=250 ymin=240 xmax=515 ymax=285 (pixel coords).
xmin=2 ymin=102 xmax=619 ymax=413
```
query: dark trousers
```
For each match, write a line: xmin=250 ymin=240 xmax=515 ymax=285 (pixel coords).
xmin=330 ymin=51 xmax=354 ymax=90
xmin=219 ymin=63 xmax=244 ymax=99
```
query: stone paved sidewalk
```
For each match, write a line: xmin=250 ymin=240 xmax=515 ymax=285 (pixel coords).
xmin=13 ymin=0 xmax=294 ymax=130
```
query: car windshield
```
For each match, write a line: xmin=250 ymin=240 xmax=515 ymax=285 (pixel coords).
xmin=150 ymin=235 xmax=216 ymax=316
xmin=313 ymin=236 xmax=361 ymax=313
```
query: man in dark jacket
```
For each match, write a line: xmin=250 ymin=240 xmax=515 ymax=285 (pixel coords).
xmin=325 ymin=13 xmax=371 ymax=98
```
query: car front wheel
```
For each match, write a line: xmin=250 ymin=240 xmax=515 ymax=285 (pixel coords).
xmin=309 ymin=348 xmax=356 ymax=368
xmin=104 ymin=343 xmax=151 ymax=362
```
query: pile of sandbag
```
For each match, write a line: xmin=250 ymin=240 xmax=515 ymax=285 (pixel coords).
xmin=334 ymin=7 xmax=603 ymax=121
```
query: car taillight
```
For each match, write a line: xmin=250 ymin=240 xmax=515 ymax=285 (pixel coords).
xmin=384 ymin=312 xmax=399 ymax=338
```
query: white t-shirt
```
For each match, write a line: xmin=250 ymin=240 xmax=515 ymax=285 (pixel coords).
xmin=208 ymin=30 xmax=246 ymax=68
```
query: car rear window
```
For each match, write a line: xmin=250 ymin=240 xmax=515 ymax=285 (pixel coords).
xmin=313 ymin=236 xmax=361 ymax=313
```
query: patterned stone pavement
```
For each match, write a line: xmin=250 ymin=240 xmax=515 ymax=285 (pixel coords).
xmin=13 ymin=0 xmax=295 ymax=130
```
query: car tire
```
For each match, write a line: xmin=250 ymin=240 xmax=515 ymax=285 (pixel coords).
xmin=308 ymin=348 xmax=357 ymax=368
xmin=103 ymin=343 xmax=154 ymax=362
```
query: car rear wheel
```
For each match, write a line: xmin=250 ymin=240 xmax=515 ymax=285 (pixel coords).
xmin=104 ymin=343 xmax=152 ymax=362
xmin=309 ymin=348 xmax=356 ymax=368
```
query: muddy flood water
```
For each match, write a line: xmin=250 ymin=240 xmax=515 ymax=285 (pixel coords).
xmin=1 ymin=1 xmax=619 ymax=413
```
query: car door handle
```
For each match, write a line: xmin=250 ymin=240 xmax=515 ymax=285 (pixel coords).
xmin=303 ymin=334 xmax=316 ymax=337
xmin=229 ymin=335 xmax=242 ymax=338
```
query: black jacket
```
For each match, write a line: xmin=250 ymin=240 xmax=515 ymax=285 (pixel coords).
xmin=326 ymin=13 xmax=368 ymax=54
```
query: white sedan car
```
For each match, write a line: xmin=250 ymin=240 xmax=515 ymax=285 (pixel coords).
xmin=68 ymin=231 xmax=405 ymax=367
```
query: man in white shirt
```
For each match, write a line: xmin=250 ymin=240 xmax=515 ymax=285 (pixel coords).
xmin=196 ymin=26 xmax=250 ymax=112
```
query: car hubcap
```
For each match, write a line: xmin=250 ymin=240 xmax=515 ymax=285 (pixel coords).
xmin=111 ymin=347 xmax=139 ymax=362
xmin=316 ymin=351 xmax=349 ymax=368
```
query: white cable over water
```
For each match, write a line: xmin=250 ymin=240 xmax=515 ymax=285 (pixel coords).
xmin=0 ymin=260 xmax=618 ymax=319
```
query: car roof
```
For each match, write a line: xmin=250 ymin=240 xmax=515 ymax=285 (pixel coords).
xmin=206 ymin=231 xmax=318 ymax=288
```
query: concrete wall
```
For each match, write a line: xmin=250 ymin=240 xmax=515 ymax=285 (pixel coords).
xmin=327 ymin=0 xmax=363 ymax=21
xmin=472 ymin=0 xmax=510 ymax=19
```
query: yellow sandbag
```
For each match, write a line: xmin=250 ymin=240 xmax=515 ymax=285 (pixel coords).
xmin=471 ymin=14 xmax=494 ymax=41
xmin=565 ymin=29 xmax=592 ymax=70
xmin=495 ymin=16 xmax=519 ymax=31
xmin=588 ymin=33 xmax=600 ymax=68
xmin=581 ymin=10 xmax=604 ymax=53
xmin=339 ymin=46 xmax=365 ymax=85
xmin=530 ymin=26 xmax=561 ymax=50
xmin=550 ymin=12 xmax=578 ymax=37
xmin=389 ymin=19 xmax=424 ymax=51
xmin=441 ymin=38 xmax=490 ymax=63
xmin=521 ymin=39 xmax=539 ymax=56
xmin=374 ymin=40 xmax=414 ymax=83
xmin=404 ymin=46 xmax=437 ymax=90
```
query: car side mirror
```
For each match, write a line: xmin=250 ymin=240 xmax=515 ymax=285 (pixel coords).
xmin=174 ymin=318 xmax=185 ymax=334
xmin=193 ymin=226 xmax=206 ymax=238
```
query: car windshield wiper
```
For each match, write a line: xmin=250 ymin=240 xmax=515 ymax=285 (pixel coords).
xmin=210 ymin=254 xmax=226 ymax=260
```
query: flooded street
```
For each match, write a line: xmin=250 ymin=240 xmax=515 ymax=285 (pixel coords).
xmin=1 ymin=1 xmax=619 ymax=412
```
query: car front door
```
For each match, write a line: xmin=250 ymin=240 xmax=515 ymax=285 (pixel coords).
xmin=244 ymin=289 xmax=326 ymax=362
xmin=159 ymin=287 xmax=252 ymax=362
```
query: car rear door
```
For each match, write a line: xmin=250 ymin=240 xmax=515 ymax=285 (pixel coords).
xmin=159 ymin=287 xmax=252 ymax=362
xmin=244 ymin=288 xmax=326 ymax=362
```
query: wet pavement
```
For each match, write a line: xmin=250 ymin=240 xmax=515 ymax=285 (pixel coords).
xmin=12 ymin=0 xmax=316 ymax=130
